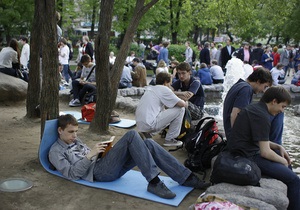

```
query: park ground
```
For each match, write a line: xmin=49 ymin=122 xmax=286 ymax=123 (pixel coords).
xmin=0 ymin=99 xmax=205 ymax=210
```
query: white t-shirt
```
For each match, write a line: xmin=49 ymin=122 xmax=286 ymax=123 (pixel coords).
xmin=20 ymin=43 xmax=30 ymax=67
xmin=58 ymin=45 xmax=70 ymax=65
xmin=0 ymin=47 xmax=18 ymax=68
xmin=135 ymin=85 xmax=181 ymax=129
xmin=270 ymin=67 xmax=285 ymax=85
xmin=210 ymin=65 xmax=224 ymax=80
xmin=156 ymin=67 xmax=169 ymax=74
xmin=81 ymin=64 xmax=96 ymax=82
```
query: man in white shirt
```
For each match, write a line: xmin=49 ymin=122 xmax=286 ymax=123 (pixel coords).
xmin=136 ymin=72 xmax=188 ymax=147
xmin=184 ymin=41 xmax=193 ymax=68
xmin=58 ymin=38 xmax=70 ymax=83
xmin=210 ymin=59 xmax=224 ymax=84
xmin=19 ymin=36 xmax=30 ymax=69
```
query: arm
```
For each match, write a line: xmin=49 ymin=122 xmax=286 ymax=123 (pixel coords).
xmin=173 ymin=91 xmax=194 ymax=101
xmin=259 ymin=141 xmax=289 ymax=166
xmin=230 ymin=107 xmax=241 ymax=128
xmin=176 ymin=99 xmax=188 ymax=108
xmin=269 ymin=141 xmax=291 ymax=164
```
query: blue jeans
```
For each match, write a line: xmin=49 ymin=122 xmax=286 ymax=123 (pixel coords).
xmin=93 ymin=130 xmax=191 ymax=184
xmin=252 ymin=155 xmax=300 ymax=210
xmin=62 ymin=64 xmax=70 ymax=83
xmin=269 ymin=112 xmax=284 ymax=145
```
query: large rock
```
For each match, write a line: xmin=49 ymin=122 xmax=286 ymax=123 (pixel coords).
xmin=0 ymin=72 xmax=27 ymax=102
xmin=205 ymin=179 xmax=289 ymax=210
xmin=294 ymin=105 xmax=300 ymax=115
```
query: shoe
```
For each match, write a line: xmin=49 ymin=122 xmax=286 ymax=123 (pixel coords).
xmin=163 ymin=139 xmax=183 ymax=147
xmin=147 ymin=181 xmax=176 ymax=199
xmin=182 ymin=174 xmax=211 ymax=189
xmin=69 ymin=99 xmax=81 ymax=107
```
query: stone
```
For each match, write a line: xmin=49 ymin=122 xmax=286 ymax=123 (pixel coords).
xmin=0 ymin=72 xmax=27 ymax=102
xmin=294 ymin=105 xmax=300 ymax=115
xmin=205 ymin=180 xmax=289 ymax=210
xmin=202 ymin=193 xmax=277 ymax=210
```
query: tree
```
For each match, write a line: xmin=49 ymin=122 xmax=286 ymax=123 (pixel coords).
xmin=90 ymin=0 xmax=159 ymax=134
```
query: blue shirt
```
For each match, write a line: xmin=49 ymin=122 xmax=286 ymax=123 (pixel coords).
xmin=223 ymin=79 xmax=253 ymax=140
xmin=172 ymin=76 xmax=205 ymax=109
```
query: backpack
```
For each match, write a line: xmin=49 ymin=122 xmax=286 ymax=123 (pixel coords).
xmin=192 ymin=49 xmax=196 ymax=62
xmin=210 ymin=151 xmax=261 ymax=186
xmin=184 ymin=117 xmax=226 ymax=176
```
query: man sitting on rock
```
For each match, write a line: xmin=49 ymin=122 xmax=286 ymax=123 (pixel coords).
xmin=135 ymin=72 xmax=187 ymax=147
xmin=49 ymin=114 xmax=210 ymax=199
xmin=226 ymin=86 xmax=300 ymax=210
xmin=171 ymin=62 xmax=205 ymax=120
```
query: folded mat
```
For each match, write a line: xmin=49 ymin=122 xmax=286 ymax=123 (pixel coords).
xmin=39 ymin=119 xmax=193 ymax=206
xmin=60 ymin=111 xmax=136 ymax=128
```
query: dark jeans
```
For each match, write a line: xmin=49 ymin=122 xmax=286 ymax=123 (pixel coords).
xmin=71 ymin=80 xmax=96 ymax=101
xmin=269 ymin=112 xmax=284 ymax=145
xmin=252 ymin=154 xmax=300 ymax=210
xmin=0 ymin=67 xmax=28 ymax=82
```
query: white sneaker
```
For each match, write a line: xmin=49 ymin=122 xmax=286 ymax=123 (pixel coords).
xmin=163 ymin=139 xmax=183 ymax=147
xmin=69 ymin=99 xmax=81 ymax=107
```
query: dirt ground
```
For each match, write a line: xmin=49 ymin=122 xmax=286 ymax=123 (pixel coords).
xmin=0 ymin=100 xmax=205 ymax=210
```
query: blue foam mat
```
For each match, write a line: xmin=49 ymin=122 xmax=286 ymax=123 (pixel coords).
xmin=60 ymin=111 xmax=136 ymax=128
xmin=39 ymin=119 xmax=193 ymax=206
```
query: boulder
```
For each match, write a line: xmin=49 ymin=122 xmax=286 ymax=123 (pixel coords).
xmin=294 ymin=105 xmax=300 ymax=115
xmin=205 ymin=179 xmax=289 ymax=210
xmin=0 ymin=72 xmax=27 ymax=102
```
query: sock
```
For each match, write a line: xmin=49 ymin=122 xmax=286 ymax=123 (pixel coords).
xmin=149 ymin=176 xmax=160 ymax=185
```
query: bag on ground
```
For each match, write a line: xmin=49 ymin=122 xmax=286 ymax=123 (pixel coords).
xmin=210 ymin=151 xmax=261 ymax=186
xmin=184 ymin=117 xmax=226 ymax=173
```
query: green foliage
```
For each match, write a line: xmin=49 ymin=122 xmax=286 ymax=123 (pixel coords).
xmin=168 ymin=44 xmax=187 ymax=62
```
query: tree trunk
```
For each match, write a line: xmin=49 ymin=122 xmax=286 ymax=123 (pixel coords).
xmin=90 ymin=3 xmax=97 ymax=39
xmin=39 ymin=0 xmax=60 ymax=137
xmin=26 ymin=0 xmax=42 ymax=119
xmin=266 ymin=35 xmax=272 ymax=45
xmin=193 ymin=26 xmax=200 ymax=45
xmin=90 ymin=0 xmax=159 ymax=134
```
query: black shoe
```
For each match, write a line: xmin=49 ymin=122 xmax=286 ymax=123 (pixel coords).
xmin=147 ymin=181 xmax=176 ymax=199
xmin=182 ymin=174 xmax=211 ymax=189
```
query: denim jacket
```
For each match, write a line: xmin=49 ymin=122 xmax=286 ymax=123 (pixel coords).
xmin=49 ymin=138 xmax=96 ymax=182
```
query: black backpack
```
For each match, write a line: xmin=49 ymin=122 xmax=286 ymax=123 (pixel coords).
xmin=184 ymin=117 xmax=226 ymax=177
xmin=192 ymin=49 xmax=196 ymax=62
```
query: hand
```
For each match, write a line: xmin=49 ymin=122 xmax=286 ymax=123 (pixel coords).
xmin=86 ymin=142 xmax=107 ymax=160
xmin=279 ymin=146 xmax=292 ymax=165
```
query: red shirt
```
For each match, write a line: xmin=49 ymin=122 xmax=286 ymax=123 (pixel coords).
xmin=272 ymin=52 xmax=280 ymax=66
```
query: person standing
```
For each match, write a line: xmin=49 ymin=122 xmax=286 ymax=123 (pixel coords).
xmin=58 ymin=38 xmax=70 ymax=84
xmin=236 ymin=42 xmax=251 ymax=64
xmin=220 ymin=38 xmax=235 ymax=70
xmin=199 ymin=42 xmax=210 ymax=66
xmin=184 ymin=41 xmax=193 ymax=68
xmin=19 ymin=36 xmax=30 ymax=69
xmin=157 ymin=41 xmax=170 ymax=65
xmin=82 ymin=35 xmax=94 ymax=62
xmin=261 ymin=46 xmax=273 ymax=70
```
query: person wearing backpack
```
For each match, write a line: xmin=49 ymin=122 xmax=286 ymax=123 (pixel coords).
xmin=135 ymin=72 xmax=188 ymax=147
xmin=171 ymin=62 xmax=205 ymax=120
xmin=226 ymin=87 xmax=300 ymax=210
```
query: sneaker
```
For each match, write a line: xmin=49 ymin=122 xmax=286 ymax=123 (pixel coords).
xmin=147 ymin=181 xmax=176 ymax=199
xmin=182 ymin=174 xmax=211 ymax=189
xmin=69 ymin=98 xmax=81 ymax=107
xmin=163 ymin=139 xmax=183 ymax=147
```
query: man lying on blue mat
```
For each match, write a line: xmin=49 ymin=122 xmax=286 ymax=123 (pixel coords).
xmin=49 ymin=114 xmax=210 ymax=199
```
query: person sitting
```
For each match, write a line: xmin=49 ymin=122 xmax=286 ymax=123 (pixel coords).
xmin=119 ymin=65 xmax=132 ymax=89
xmin=69 ymin=54 xmax=96 ymax=107
xmin=155 ymin=60 xmax=169 ymax=75
xmin=125 ymin=51 xmax=136 ymax=67
xmin=169 ymin=60 xmax=179 ymax=83
xmin=136 ymin=72 xmax=187 ymax=147
xmin=171 ymin=62 xmax=205 ymax=120
xmin=49 ymin=114 xmax=210 ymax=199
xmin=291 ymin=64 xmax=300 ymax=85
xmin=210 ymin=59 xmax=224 ymax=84
xmin=0 ymin=38 xmax=28 ymax=82
xmin=270 ymin=63 xmax=285 ymax=85
xmin=131 ymin=65 xmax=147 ymax=87
xmin=226 ymin=86 xmax=300 ymax=210
xmin=196 ymin=63 xmax=212 ymax=85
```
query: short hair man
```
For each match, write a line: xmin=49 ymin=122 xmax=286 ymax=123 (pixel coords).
xmin=19 ymin=36 xmax=30 ymax=69
xmin=49 ymin=114 xmax=210 ymax=199
xmin=136 ymin=72 xmax=188 ymax=147
xmin=171 ymin=62 xmax=205 ymax=120
xmin=223 ymin=68 xmax=279 ymax=142
xmin=227 ymin=86 xmax=300 ymax=209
